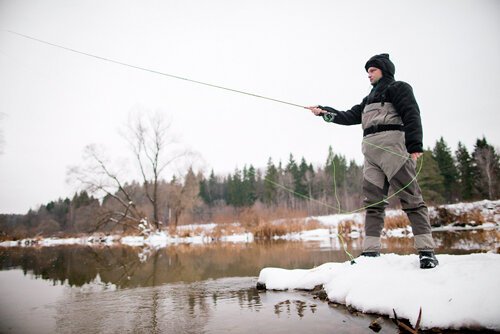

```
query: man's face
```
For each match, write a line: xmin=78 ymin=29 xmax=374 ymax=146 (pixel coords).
xmin=367 ymin=67 xmax=383 ymax=85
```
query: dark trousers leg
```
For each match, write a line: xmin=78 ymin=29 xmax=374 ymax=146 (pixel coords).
xmin=362 ymin=178 xmax=389 ymax=252
xmin=389 ymin=159 xmax=435 ymax=251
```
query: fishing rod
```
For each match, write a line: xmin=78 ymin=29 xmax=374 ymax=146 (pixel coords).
xmin=7 ymin=29 xmax=424 ymax=263
xmin=7 ymin=31 xmax=424 ymax=202
xmin=5 ymin=30 xmax=306 ymax=110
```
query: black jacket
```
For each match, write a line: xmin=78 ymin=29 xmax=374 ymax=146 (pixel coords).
xmin=319 ymin=77 xmax=424 ymax=154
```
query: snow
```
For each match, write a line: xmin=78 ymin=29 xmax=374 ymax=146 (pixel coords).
xmin=257 ymin=253 xmax=500 ymax=331
xmin=219 ymin=232 xmax=254 ymax=243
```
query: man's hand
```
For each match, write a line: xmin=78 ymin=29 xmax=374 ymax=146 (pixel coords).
xmin=306 ymin=106 xmax=325 ymax=116
xmin=410 ymin=152 xmax=423 ymax=161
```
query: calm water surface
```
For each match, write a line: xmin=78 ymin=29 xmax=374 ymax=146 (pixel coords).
xmin=0 ymin=229 xmax=498 ymax=334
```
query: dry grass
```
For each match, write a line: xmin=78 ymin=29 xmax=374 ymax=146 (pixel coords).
xmin=239 ymin=208 xmax=262 ymax=229
xmin=252 ymin=222 xmax=289 ymax=239
xmin=252 ymin=217 xmax=327 ymax=240
xmin=212 ymin=211 xmax=238 ymax=225
xmin=384 ymin=214 xmax=410 ymax=230
xmin=460 ymin=209 xmax=485 ymax=226
xmin=206 ymin=224 xmax=247 ymax=240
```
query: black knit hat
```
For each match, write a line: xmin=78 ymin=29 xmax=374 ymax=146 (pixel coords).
xmin=365 ymin=53 xmax=395 ymax=79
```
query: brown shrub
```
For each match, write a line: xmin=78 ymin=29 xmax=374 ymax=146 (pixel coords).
xmin=11 ymin=225 xmax=29 ymax=240
xmin=212 ymin=210 xmax=237 ymax=225
xmin=431 ymin=207 xmax=458 ymax=226
xmin=36 ymin=218 xmax=61 ymax=236
xmin=304 ymin=219 xmax=323 ymax=230
xmin=432 ymin=207 xmax=486 ymax=227
xmin=239 ymin=208 xmax=261 ymax=229
xmin=252 ymin=218 xmax=327 ymax=240
xmin=206 ymin=223 xmax=247 ymax=240
xmin=384 ymin=214 xmax=410 ymax=230
xmin=460 ymin=209 xmax=485 ymax=227
xmin=252 ymin=222 xmax=288 ymax=239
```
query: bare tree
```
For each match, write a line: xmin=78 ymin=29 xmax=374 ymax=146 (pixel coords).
xmin=124 ymin=112 xmax=189 ymax=229
xmin=68 ymin=144 xmax=144 ymax=231
xmin=473 ymin=144 xmax=499 ymax=200
xmin=68 ymin=112 xmax=192 ymax=232
xmin=167 ymin=168 xmax=201 ymax=227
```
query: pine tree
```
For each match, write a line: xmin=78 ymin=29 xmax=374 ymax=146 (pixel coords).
xmin=293 ymin=157 xmax=309 ymax=198
xmin=455 ymin=142 xmax=474 ymax=201
xmin=209 ymin=170 xmax=224 ymax=204
xmin=199 ymin=176 xmax=211 ymax=205
xmin=285 ymin=154 xmax=303 ymax=203
xmin=263 ymin=157 xmax=278 ymax=205
xmin=419 ymin=150 xmax=445 ymax=204
xmin=432 ymin=137 xmax=459 ymax=203
xmin=225 ymin=174 xmax=234 ymax=206
xmin=242 ymin=165 xmax=257 ymax=206
xmin=233 ymin=168 xmax=245 ymax=207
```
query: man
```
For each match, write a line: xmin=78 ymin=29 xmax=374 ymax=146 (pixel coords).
xmin=307 ymin=53 xmax=439 ymax=269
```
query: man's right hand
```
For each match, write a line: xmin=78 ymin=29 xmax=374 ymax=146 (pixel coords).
xmin=305 ymin=106 xmax=326 ymax=116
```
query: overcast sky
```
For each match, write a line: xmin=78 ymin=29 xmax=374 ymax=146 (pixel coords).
xmin=0 ymin=0 xmax=499 ymax=214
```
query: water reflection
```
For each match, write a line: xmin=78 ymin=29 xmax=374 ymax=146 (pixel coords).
xmin=0 ymin=242 xmax=351 ymax=289
xmin=1 ymin=229 xmax=497 ymax=290
xmin=274 ymin=299 xmax=318 ymax=318
xmin=382 ymin=228 xmax=500 ymax=254
xmin=435 ymin=228 xmax=499 ymax=252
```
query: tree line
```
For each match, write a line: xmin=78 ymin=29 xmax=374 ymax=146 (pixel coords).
xmin=1 ymin=120 xmax=498 ymax=240
xmin=198 ymin=136 xmax=499 ymax=214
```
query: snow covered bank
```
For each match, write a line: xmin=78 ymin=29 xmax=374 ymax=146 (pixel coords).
xmin=257 ymin=253 xmax=500 ymax=331
xmin=0 ymin=235 xmax=118 ymax=247
xmin=1 ymin=200 xmax=498 ymax=249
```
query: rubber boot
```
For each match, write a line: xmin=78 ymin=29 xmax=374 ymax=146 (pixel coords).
xmin=419 ymin=251 xmax=439 ymax=269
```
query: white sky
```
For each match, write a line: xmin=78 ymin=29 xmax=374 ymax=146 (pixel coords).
xmin=0 ymin=0 xmax=499 ymax=214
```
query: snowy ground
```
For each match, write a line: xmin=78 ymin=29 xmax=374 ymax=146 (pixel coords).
xmin=1 ymin=199 xmax=498 ymax=248
xmin=257 ymin=253 xmax=500 ymax=331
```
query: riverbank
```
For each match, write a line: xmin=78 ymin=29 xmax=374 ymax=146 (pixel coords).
xmin=1 ymin=200 xmax=498 ymax=249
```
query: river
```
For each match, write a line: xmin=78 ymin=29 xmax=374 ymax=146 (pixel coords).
xmin=0 ymin=229 xmax=498 ymax=333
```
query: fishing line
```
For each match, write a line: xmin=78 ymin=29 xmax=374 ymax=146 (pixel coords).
xmin=5 ymin=29 xmax=424 ymax=209
xmin=337 ymin=231 xmax=356 ymax=264
xmin=5 ymin=30 xmax=306 ymax=109
xmin=7 ymin=29 xmax=425 ymax=261
xmin=262 ymin=149 xmax=424 ymax=215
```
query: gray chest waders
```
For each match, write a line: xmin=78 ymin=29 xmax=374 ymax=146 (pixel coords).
xmin=360 ymin=102 xmax=435 ymax=252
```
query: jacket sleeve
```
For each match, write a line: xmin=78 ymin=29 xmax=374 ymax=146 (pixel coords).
xmin=318 ymin=99 xmax=364 ymax=125
xmin=390 ymin=82 xmax=423 ymax=153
